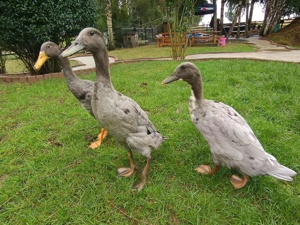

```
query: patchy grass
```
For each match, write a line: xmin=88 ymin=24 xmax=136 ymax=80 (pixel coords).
xmin=264 ymin=17 xmax=300 ymax=48
xmin=0 ymin=59 xmax=299 ymax=224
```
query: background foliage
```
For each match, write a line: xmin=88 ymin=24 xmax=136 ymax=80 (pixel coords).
xmin=0 ymin=0 xmax=97 ymax=75
xmin=1 ymin=0 xmax=299 ymax=75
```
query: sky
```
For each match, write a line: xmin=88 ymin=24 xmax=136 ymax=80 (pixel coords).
xmin=199 ymin=0 xmax=265 ymax=26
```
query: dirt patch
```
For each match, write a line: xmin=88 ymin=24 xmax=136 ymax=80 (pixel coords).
xmin=264 ymin=17 xmax=300 ymax=47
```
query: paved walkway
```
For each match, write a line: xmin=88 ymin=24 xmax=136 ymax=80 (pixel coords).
xmin=72 ymin=36 xmax=300 ymax=70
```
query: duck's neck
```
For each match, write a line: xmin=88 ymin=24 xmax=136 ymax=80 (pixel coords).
xmin=190 ymin=75 xmax=204 ymax=101
xmin=92 ymin=47 xmax=114 ymax=90
xmin=59 ymin=56 xmax=80 ymax=83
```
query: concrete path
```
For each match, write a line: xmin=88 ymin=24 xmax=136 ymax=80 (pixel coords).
xmin=72 ymin=36 xmax=300 ymax=70
xmin=187 ymin=36 xmax=300 ymax=63
xmin=186 ymin=49 xmax=300 ymax=63
xmin=72 ymin=55 xmax=116 ymax=71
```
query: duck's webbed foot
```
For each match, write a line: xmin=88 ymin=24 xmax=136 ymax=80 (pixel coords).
xmin=118 ymin=167 xmax=135 ymax=177
xmin=89 ymin=128 xmax=108 ymax=149
xmin=118 ymin=150 xmax=135 ymax=178
xmin=195 ymin=165 xmax=220 ymax=175
xmin=230 ymin=175 xmax=249 ymax=189
xmin=134 ymin=157 xmax=151 ymax=192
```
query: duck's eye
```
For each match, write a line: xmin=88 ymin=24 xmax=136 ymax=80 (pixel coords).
xmin=181 ymin=65 xmax=186 ymax=70
xmin=47 ymin=45 xmax=51 ymax=48
xmin=90 ymin=31 xmax=95 ymax=36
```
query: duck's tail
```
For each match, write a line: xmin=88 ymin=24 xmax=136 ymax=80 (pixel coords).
xmin=269 ymin=164 xmax=297 ymax=181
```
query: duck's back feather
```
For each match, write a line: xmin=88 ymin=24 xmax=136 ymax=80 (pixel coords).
xmin=92 ymin=88 xmax=165 ymax=156
xmin=190 ymin=96 xmax=296 ymax=179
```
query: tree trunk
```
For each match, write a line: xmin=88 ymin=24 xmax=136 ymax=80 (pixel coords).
xmin=226 ymin=0 xmax=242 ymax=39
xmin=213 ymin=0 xmax=217 ymax=32
xmin=260 ymin=0 xmax=286 ymax=36
xmin=106 ymin=0 xmax=115 ymax=50
xmin=248 ymin=0 xmax=256 ymax=30
xmin=245 ymin=0 xmax=250 ymax=37
xmin=0 ymin=50 xmax=6 ymax=74
xmin=220 ymin=0 xmax=226 ymax=35
xmin=236 ymin=14 xmax=241 ymax=38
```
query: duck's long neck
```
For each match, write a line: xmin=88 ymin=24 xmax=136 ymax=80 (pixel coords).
xmin=59 ymin=57 xmax=80 ymax=83
xmin=191 ymin=75 xmax=204 ymax=101
xmin=92 ymin=47 xmax=114 ymax=90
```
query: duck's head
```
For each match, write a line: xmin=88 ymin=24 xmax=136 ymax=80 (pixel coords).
xmin=61 ymin=27 xmax=106 ymax=57
xmin=161 ymin=62 xmax=201 ymax=86
xmin=34 ymin=41 xmax=62 ymax=71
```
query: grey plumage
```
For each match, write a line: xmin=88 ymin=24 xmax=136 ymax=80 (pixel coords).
xmin=34 ymin=42 xmax=107 ymax=149
xmin=35 ymin=41 xmax=95 ymax=117
xmin=162 ymin=62 xmax=296 ymax=187
xmin=61 ymin=28 xmax=166 ymax=191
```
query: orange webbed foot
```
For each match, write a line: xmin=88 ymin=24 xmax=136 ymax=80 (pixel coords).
xmin=230 ymin=175 xmax=249 ymax=189
xmin=89 ymin=128 xmax=108 ymax=149
xmin=118 ymin=167 xmax=135 ymax=178
xmin=195 ymin=165 xmax=220 ymax=175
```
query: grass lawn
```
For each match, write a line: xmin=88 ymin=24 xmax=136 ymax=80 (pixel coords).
xmin=5 ymin=58 xmax=79 ymax=74
xmin=109 ymin=42 xmax=256 ymax=60
xmin=4 ymin=42 xmax=256 ymax=74
xmin=0 ymin=59 xmax=299 ymax=224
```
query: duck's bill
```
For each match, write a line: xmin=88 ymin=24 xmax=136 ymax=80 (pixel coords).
xmin=33 ymin=51 xmax=49 ymax=71
xmin=161 ymin=74 xmax=180 ymax=85
xmin=61 ymin=42 xmax=84 ymax=57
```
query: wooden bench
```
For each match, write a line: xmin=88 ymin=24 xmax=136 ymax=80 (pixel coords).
xmin=156 ymin=33 xmax=171 ymax=47
xmin=189 ymin=30 xmax=221 ymax=46
xmin=156 ymin=33 xmax=188 ymax=47
xmin=156 ymin=31 xmax=222 ymax=47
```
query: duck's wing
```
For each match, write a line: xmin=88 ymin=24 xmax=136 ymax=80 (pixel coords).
xmin=67 ymin=79 xmax=95 ymax=116
xmin=119 ymin=94 xmax=158 ymax=132
xmin=116 ymin=93 xmax=165 ymax=146
xmin=198 ymin=101 xmax=274 ymax=162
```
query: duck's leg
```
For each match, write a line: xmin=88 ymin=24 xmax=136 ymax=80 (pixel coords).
xmin=118 ymin=150 xmax=135 ymax=177
xmin=195 ymin=165 xmax=220 ymax=175
xmin=229 ymin=175 xmax=249 ymax=189
xmin=135 ymin=157 xmax=151 ymax=191
xmin=89 ymin=128 xmax=108 ymax=149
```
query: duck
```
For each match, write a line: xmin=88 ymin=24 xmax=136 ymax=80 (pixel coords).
xmin=34 ymin=41 xmax=108 ymax=149
xmin=61 ymin=28 xmax=167 ymax=191
xmin=161 ymin=62 xmax=296 ymax=189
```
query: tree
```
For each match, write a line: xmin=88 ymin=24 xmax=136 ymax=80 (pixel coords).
xmin=260 ymin=0 xmax=286 ymax=36
xmin=106 ymin=0 xmax=115 ymax=50
xmin=0 ymin=0 xmax=96 ymax=75
xmin=0 ymin=50 xmax=6 ymax=74
xmin=282 ymin=0 xmax=300 ymax=17
xmin=164 ymin=0 xmax=199 ymax=60
xmin=131 ymin=0 xmax=165 ymax=27
xmin=94 ymin=0 xmax=165 ymax=48
xmin=226 ymin=0 xmax=243 ymax=38
xmin=245 ymin=0 xmax=250 ymax=37
xmin=220 ymin=0 xmax=227 ymax=34
xmin=213 ymin=0 xmax=218 ymax=32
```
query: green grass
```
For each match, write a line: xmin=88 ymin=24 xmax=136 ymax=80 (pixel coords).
xmin=109 ymin=42 xmax=256 ymax=60
xmin=0 ymin=60 xmax=299 ymax=224
xmin=5 ymin=42 xmax=255 ymax=74
xmin=4 ymin=42 xmax=254 ymax=74
xmin=5 ymin=58 xmax=79 ymax=74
